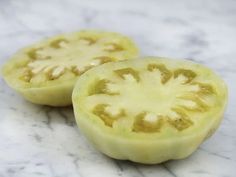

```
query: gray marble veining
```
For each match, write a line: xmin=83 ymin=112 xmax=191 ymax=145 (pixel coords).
xmin=0 ymin=0 xmax=236 ymax=177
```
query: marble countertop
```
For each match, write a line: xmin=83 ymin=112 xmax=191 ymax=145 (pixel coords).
xmin=0 ymin=0 xmax=236 ymax=176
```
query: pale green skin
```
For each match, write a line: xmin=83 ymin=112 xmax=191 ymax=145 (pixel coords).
xmin=72 ymin=57 xmax=228 ymax=164
xmin=1 ymin=30 xmax=139 ymax=106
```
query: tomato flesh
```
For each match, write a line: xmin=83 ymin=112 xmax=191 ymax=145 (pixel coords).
xmin=2 ymin=30 xmax=138 ymax=106
xmin=72 ymin=57 xmax=228 ymax=164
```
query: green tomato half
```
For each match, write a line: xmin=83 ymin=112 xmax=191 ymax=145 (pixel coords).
xmin=2 ymin=30 xmax=139 ymax=106
xmin=72 ymin=57 xmax=228 ymax=164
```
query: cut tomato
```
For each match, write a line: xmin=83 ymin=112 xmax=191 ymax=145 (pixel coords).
xmin=2 ymin=30 xmax=138 ymax=106
xmin=72 ymin=57 xmax=228 ymax=164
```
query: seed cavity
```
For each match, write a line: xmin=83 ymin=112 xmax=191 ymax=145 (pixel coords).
xmin=167 ymin=107 xmax=193 ymax=131
xmin=104 ymin=43 xmax=123 ymax=52
xmin=93 ymin=56 xmax=115 ymax=65
xmin=27 ymin=48 xmax=52 ymax=61
xmin=51 ymin=66 xmax=65 ymax=78
xmin=20 ymin=67 xmax=33 ymax=82
xmin=50 ymin=39 xmax=69 ymax=48
xmin=71 ymin=65 xmax=94 ymax=76
xmin=89 ymin=79 xmax=119 ymax=96
xmin=46 ymin=66 xmax=66 ymax=80
xmin=174 ymin=69 xmax=197 ymax=84
xmin=168 ymin=117 xmax=193 ymax=131
xmin=71 ymin=65 xmax=81 ymax=75
xmin=114 ymin=68 xmax=140 ymax=82
xmin=27 ymin=48 xmax=42 ymax=60
xmin=28 ymin=62 xmax=46 ymax=74
xmin=93 ymin=104 xmax=125 ymax=127
xmin=147 ymin=64 xmax=172 ymax=84
xmin=79 ymin=37 xmax=96 ymax=45
xmin=191 ymin=82 xmax=215 ymax=95
xmin=178 ymin=95 xmax=208 ymax=112
xmin=133 ymin=112 xmax=164 ymax=133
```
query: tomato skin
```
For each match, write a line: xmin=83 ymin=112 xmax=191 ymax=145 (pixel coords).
xmin=72 ymin=57 xmax=228 ymax=164
xmin=75 ymin=109 xmax=188 ymax=163
xmin=73 ymin=102 xmax=226 ymax=164
xmin=20 ymin=82 xmax=75 ymax=106
xmin=2 ymin=30 xmax=139 ymax=106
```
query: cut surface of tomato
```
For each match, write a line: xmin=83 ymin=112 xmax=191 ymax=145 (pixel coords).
xmin=2 ymin=30 xmax=138 ymax=106
xmin=72 ymin=57 xmax=228 ymax=164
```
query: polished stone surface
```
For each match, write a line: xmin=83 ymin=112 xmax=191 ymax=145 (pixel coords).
xmin=0 ymin=0 xmax=236 ymax=176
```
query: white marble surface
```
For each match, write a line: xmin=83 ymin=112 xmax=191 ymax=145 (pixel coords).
xmin=0 ymin=0 xmax=236 ymax=176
